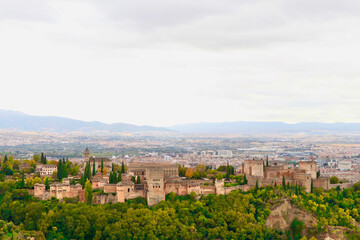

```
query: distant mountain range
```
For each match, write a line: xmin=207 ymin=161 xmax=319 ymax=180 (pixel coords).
xmin=1 ymin=109 xmax=360 ymax=135
xmin=0 ymin=110 xmax=167 ymax=133
xmin=170 ymin=121 xmax=360 ymax=135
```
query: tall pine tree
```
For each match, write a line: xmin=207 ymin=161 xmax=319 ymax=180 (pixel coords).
xmin=40 ymin=153 xmax=47 ymax=164
xmin=20 ymin=172 xmax=25 ymax=189
xmin=45 ymin=177 xmax=50 ymax=190
xmin=136 ymin=175 xmax=140 ymax=184
xmin=57 ymin=159 xmax=63 ymax=181
xmin=92 ymin=161 xmax=96 ymax=176
xmin=282 ymin=176 xmax=286 ymax=190
xmin=121 ymin=161 xmax=125 ymax=173
xmin=101 ymin=159 xmax=104 ymax=174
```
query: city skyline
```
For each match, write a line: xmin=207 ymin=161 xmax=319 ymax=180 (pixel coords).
xmin=1 ymin=0 xmax=360 ymax=126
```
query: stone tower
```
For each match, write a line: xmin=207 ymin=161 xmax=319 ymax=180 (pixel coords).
xmin=146 ymin=168 xmax=165 ymax=207
xmin=243 ymin=160 xmax=264 ymax=177
xmin=84 ymin=147 xmax=90 ymax=162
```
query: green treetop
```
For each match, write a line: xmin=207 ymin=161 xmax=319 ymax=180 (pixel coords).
xmin=85 ymin=179 xmax=93 ymax=205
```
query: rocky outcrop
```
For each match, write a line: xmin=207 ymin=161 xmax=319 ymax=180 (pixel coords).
xmin=266 ymin=199 xmax=353 ymax=240
xmin=266 ymin=198 xmax=317 ymax=231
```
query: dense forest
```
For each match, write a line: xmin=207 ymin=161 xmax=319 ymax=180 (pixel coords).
xmin=0 ymin=180 xmax=360 ymax=239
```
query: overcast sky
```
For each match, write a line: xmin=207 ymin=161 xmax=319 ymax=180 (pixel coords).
xmin=1 ymin=0 xmax=360 ymax=126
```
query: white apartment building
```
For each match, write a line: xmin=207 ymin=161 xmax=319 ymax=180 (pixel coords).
xmin=37 ymin=164 xmax=57 ymax=176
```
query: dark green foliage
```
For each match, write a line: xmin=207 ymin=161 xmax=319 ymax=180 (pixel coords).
xmin=92 ymin=161 xmax=96 ymax=176
xmin=109 ymin=172 xmax=119 ymax=184
xmin=266 ymin=156 xmax=269 ymax=167
xmin=20 ymin=172 xmax=25 ymax=189
xmin=101 ymin=158 xmax=104 ymax=173
xmin=311 ymin=179 xmax=313 ymax=193
xmin=40 ymin=153 xmax=47 ymax=164
xmin=57 ymin=158 xmax=68 ymax=181
xmin=136 ymin=176 xmax=140 ymax=184
xmin=282 ymin=176 xmax=286 ymax=190
xmin=290 ymin=218 xmax=304 ymax=240
xmin=330 ymin=176 xmax=339 ymax=184
xmin=57 ymin=159 xmax=63 ymax=181
xmin=45 ymin=177 xmax=50 ymax=190
xmin=84 ymin=162 xmax=91 ymax=181
xmin=225 ymin=161 xmax=235 ymax=179
xmin=243 ymin=174 xmax=248 ymax=184
xmin=131 ymin=176 xmax=136 ymax=183
xmin=3 ymin=155 xmax=8 ymax=163
xmin=121 ymin=161 xmax=125 ymax=173
xmin=2 ymin=176 xmax=360 ymax=239
xmin=80 ymin=174 xmax=85 ymax=188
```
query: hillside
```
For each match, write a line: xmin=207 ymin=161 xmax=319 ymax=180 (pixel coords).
xmin=0 ymin=109 xmax=168 ymax=133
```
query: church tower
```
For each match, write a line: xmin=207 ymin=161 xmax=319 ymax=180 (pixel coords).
xmin=84 ymin=147 xmax=90 ymax=162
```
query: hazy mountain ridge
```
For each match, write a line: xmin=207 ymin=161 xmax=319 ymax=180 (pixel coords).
xmin=1 ymin=109 xmax=360 ymax=134
xmin=0 ymin=109 xmax=167 ymax=133
xmin=170 ymin=121 xmax=360 ymax=134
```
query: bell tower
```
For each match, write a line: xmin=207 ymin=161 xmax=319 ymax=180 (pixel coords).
xmin=84 ymin=147 xmax=90 ymax=162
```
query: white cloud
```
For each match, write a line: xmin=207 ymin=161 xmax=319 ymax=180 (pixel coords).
xmin=0 ymin=0 xmax=360 ymax=126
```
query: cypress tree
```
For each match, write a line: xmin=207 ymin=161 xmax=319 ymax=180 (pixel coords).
xmin=92 ymin=161 xmax=96 ymax=176
xmin=101 ymin=159 xmax=104 ymax=174
xmin=243 ymin=174 xmax=248 ymax=184
xmin=274 ymin=182 xmax=277 ymax=187
xmin=4 ymin=155 xmax=8 ymax=163
xmin=311 ymin=179 xmax=314 ymax=193
xmin=282 ymin=176 xmax=286 ymax=190
xmin=40 ymin=153 xmax=47 ymax=164
xmin=84 ymin=162 xmax=91 ymax=181
xmin=136 ymin=175 xmax=140 ymax=184
xmin=63 ymin=163 xmax=68 ymax=179
xmin=131 ymin=176 xmax=136 ymax=183
xmin=112 ymin=172 xmax=116 ymax=184
xmin=57 ymin=159 xmax=63 ymax=181
xmin=85 ymin=180 xmax=93 ymax=205
xmin=20 ymin=172 xmax=25 ymax=189
xmin=121 ymin=161 xmax=125 ymax=173
xmin=45 ymin=177 xmax=50 ymax=190
xmin=255 ymin=180 xmax=259 ymax=192
xmin=266 ymin=156 xmax=269 ymax=167
xmin=80 ymin=174 xmax=85 ymax=188
xmin=226 ymin=161 xmax=230 ymax=179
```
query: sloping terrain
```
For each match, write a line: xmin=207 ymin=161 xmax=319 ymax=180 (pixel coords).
xmin=266 ymin=199 xmax=352 ymax=240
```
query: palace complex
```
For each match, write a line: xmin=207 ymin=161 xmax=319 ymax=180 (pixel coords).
xmin=33 ymin=149 xmax=329 ymax=206
xmin=241 ymin=158 xmax=329 ymax=192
